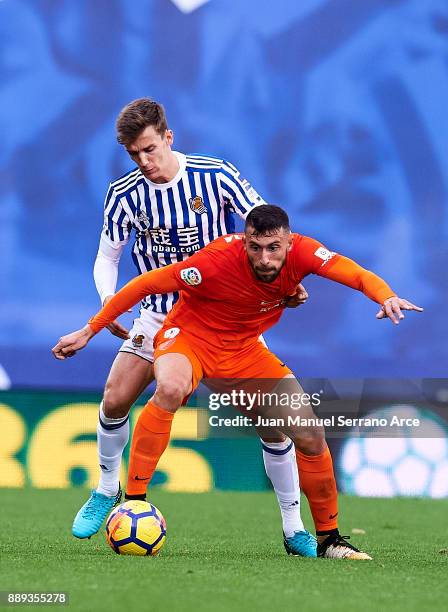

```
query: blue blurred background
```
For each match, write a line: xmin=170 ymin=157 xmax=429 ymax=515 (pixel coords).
xmin=1 ymin=0 xmax=448 ymax=390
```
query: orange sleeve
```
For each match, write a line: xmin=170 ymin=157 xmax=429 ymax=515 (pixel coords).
xmin=88 ymin=265 xmax=181 ymax=333
xmin=317 ymin=256 xmax=396 ymax=304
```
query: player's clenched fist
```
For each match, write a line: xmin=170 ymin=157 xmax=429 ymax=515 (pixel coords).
xmin=52 ymin=325 xmax=95 ymax=360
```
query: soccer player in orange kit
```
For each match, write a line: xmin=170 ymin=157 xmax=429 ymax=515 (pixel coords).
xmin=53 ymin=205 xmax=423 ymax=559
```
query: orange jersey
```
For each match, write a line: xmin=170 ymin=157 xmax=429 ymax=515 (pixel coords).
xmin=89 ymin=233 xmax=395 ymax=344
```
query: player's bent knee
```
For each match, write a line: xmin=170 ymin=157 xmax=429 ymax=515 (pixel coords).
xmin=153 ymin=377 xmax=190 ymax=410
xmin=102 ymin=389 xmax=133 ymax=419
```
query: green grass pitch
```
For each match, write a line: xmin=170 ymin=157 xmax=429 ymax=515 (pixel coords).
xmin=1 ymin=489 xmax=447 ymax=611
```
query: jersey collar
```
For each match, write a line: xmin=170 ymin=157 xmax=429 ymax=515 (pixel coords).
xmin=142 ymin=151 xmax=186 ymax=190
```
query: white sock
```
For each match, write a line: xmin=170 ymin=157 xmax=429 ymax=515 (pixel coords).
xmin=96 ymin=401 xmax=129 ymax=497
xmin=262 ymin=439 xmax=305 ymax=537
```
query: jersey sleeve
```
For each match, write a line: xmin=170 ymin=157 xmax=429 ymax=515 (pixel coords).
xmin=291 ymin=235 xmax=395 ymax=304
xmin=88 ymin=266 xmax=182 ymax=332
xmin=102 ymin=183 xmax=132 ymax=245
xmin=93 ymin=234 xmax=125 ymax=304
xmin=317 ymin=257 xmax=396 ymax=304
xmin=290 ymin=235 xmax=341 ymax=276
xmin=219 ymin=160 xmax=266 ymax=219
xmin=88 ymin=243 xmax=219 ymax=333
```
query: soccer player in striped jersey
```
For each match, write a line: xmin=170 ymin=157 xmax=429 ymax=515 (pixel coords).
xmin=71 ymin=98 xmax=312 ymax=556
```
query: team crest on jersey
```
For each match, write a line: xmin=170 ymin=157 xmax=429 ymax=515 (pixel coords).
xmin=132 ymin=334 xmax=145 ymax=348
xmin=189 ymin=195 xmax=206 ymax=214
xmin=180 ymin=267 xmax=202 ymax=286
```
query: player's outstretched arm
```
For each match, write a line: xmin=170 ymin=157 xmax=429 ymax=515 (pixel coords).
xmin=317 ymin=256 xmax=423 ymax=325
xmin=52 ymin=265 xmax=182 ymax=360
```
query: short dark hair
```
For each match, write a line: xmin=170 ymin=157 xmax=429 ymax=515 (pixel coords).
xmin=116 ymin=98 xmax=168 ymax=145
xmin=245 ymin=205 xmax=290 ymax=236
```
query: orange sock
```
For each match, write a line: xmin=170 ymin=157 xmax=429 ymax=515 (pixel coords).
xmin=126 ymin=400 xmax=174 ymax=496
xmin=295 ymin=446 xmax=339 ymax=533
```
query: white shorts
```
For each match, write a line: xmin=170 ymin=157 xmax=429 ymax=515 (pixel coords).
xmin=119 ymin=309 xmax=167 ymax=363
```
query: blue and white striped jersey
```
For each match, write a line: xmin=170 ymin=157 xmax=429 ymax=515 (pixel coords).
xmin=101 ymin=152 xmax=265 ymax=313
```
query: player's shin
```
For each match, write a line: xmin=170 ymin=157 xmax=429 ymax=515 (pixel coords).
xmin=125 ymin=400 xmax=174 ymax=497
xmin=295 ymin=445 xmax=339 ymax=535
xmin=97 ymin=401 xmax=129 ymax=496
xmin=261 ymin=439 xmax=305 ymax=537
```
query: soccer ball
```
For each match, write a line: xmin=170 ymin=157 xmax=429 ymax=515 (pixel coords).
xmin=105 ymin=500 xmax=166 ymax=556
xmin=338 ymin=406 xmax=448 ymax=498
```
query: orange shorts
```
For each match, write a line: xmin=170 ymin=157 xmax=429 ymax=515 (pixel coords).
xmin=153 ymin=325 xmax=292 ymax=395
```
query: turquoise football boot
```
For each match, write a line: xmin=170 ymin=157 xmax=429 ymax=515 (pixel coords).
xmin=72 ymin=489 xmax=122 ymax=539
xmin=283 ymin=530 xmax=318 ymax=558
